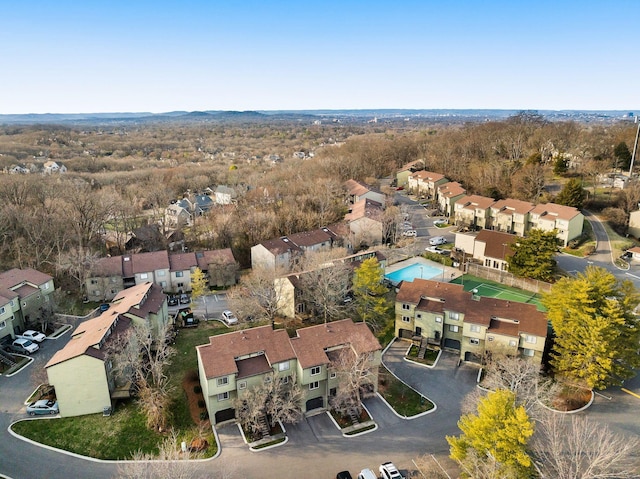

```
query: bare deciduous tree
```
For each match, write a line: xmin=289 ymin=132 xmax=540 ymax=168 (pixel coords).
xmin=226 ymin=267 xmax=286 ymax=326
xmin=328 ymin=343 xmax=376 ymax=415
xmin=532 ymin=414 xmax=640 ymax=479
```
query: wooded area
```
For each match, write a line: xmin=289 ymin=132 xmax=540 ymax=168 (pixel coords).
xmin=1 ymin=114 xmax=638 ymax=292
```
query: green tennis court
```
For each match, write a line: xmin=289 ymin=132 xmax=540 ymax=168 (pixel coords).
xmin=450 ymin=275 xmax=546 ymax=311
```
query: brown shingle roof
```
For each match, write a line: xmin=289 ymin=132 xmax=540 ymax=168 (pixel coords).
xmin=197 ymin=326 xmax=295 ymax=379
xmin=169 ymin=252 xmax=197 ymax=272
xmin=475 ymin=230 xmax=518 ymax=260
xmin=411 ymin=170 xmax=446 ymax=182
xmin=290 ymin=319 xmax=381 ymax=369
xmin=288 ymin=227 xmax=337 ymax=248
xmin=456 ymin=194 xmax=496 ymax=211
xmin=491 ymin=199 xmax=534 ymax=215
xmin=131 ymin=250 xmax=170 ymax=274
xmin=530 ymin=202 xmax=581 ymax=221
xmin=0 ymin=268 xmax=52 ymax=299
xmin=196 ymin=249 xmax=236 ymax=270
xmin=345 ymin=198 xmax=383 ymax=222
xmin=438 ymin=181 xmax=466 ymax=198
xmin=236 ymin=355 xmax=272 ymax=379
xmin=46 ymin=282 xmax=157 ymax=368
xmin=259 ymin=237 xmax=303 ymax=255
xmin=344 ymin=179 xmax=371 ymax=197
xmin=92 ymin=256 xmax=124 ymax=277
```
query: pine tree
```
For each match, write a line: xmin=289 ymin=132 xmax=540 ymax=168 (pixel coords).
xmin=542 ymin=266 xmax=640 ymax=389
xmin=507 ymin=229 xmax=557 ymax=282
xmin=555 ymin=178 xmax=586 ymax=209
xmin=447 ymin=389 xmax=534 ymax=479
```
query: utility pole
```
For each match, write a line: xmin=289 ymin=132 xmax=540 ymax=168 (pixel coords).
xmin=628 ymin=116 xmax=640 ymax=176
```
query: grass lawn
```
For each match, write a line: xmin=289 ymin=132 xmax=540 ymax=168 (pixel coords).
xmin=12 ymin=320 xmax=233 ymax=460
xmin=378 ymin=365 xmax=434 ymax=417
xmin=11 ymin=402 xmax=162 ymax=459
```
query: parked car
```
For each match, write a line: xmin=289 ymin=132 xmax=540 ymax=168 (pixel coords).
xmin=11 ymin=338 xmax=39 ymax=355
xmin=221 ymin=310 xmax=238 ymax=326
xmin=357 ymin=469 xmax=377 ymax=479
xmin=99 ymin=303 xmax=110 ymax=312
xmin=379 ymin=462 xmax=405 ymax=479
xmin=337 ymin=472 xmax=353 ymax=479
xmin=425 ymin=245 xmax=449 ymax=255
xmin=402 ymin=230 xmax=417 ymax=237
xmin=433 ymin=218 xmax=448 ymax=226
xmin=179 ymin=293 xmax=190 ymax=304
xmin=26 ymin=399 xmax=59 ymax=416
xmin=429 ymin=236 xmax=447 ymax=246
xmin=18 ymin=330 xmax=46 ymax=343
xmin=167 ymin=295 xmax=179 ymax=306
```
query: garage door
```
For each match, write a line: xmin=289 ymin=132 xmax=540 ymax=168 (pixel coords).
xmin=215 ymin=408 xmax=235 ymax=424
xmin=444 ymin=338 xmax=460 ymax=351
xmin=306 ymin=397 xmax=323 ymax=411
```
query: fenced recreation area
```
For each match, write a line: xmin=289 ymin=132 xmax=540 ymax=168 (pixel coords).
xmin=450 ymin=275 xmax=546 ymax=311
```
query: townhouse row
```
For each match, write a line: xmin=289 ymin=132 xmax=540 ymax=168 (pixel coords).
xmin=394 ymin=278 xmax=548 ymax=364
xmin=401 ymin=167 xmax=583 ymax=246
xmin=85 ymin=248 xmax=238 ymax=302
xmin=0 ymin=268 xmax=55 ymax=345
xmin=197 ymin=319 xmax=382 ymax=425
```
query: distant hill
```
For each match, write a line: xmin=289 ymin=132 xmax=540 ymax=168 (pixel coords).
xmin=0 ymin=109 xmax=634 ymax=126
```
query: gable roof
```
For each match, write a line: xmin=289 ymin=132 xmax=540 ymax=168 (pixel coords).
xmin=345 ymin=198 xmax=383 ymax=222
xmin=0 ymin=268 xmax=52 ymax=301
xmin=46 ymin=282 xmax=158 ymax=368
xmin=438 ymin=181 xmax=466 ymax=198
xmin=287 ymin=227 xmax=337 ymax=248
xmin=290 ymin=319 xmax=381 ymax=369
xmin=196 ymin=249 xmax=236 ymax=268
xmin=455 ymin=194 xmax=496 ymax=211
xmin=491 ymin=198 xmax=535 ymax=215
xmin=344 ymin=179 xmax=372 ymax=197
xmin=475 ymin=230 xmax=517 ymax=259
xmin=530 ymin=202 xmax=582 ymax=221
xmin=410 ymin=170 xmax=446 ymax=183
xmin=197 ymin=326 xmax=296 ymax=379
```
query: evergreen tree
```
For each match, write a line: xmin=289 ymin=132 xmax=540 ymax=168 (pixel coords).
xmin=542 ymin=266 xmax=640 ymax=389
xmin=447 ymin=389 xmax=534 ymax=479
xmin=614 ymin=141 xmax=632 ymax=170
xmin=552 ymin=155 xmax=569 ymax=175
xmin=507 ymin=229 xmax=557 ymax=282
xmin=555 ymin=178 xmax=586 ymax=209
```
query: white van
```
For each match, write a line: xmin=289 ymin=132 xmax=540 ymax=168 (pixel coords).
xmin=357 ymin=469 xmax=377 ymax=479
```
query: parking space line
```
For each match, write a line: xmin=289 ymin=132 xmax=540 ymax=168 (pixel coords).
xmin=621 ymin=388 xmax=640 ymax=400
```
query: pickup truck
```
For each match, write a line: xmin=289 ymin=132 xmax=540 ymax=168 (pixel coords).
xmin=10 ymin=338 xmax=39 ymax=355
xmin=17 ymin=330 xmax=47 ymax=343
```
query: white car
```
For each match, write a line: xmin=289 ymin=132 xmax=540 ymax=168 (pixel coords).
xmin=433 ymin=218 xmax=448 ymax=226
xmin=425 ymin=245 xmax=449 ymax=255
xmin=221 ymin=310 xmax=238 ymax=326
xmin=429 ymin=236 xmax=447 ymax=246
xmin=379 ymin=462 xmax=405 ymax=479
xmin=18 ymin=330 xmax=47 ymax=343
xmin=11 ymin=338 xmax=39 ymax=355
xmin=402 ymin=230 xmax=417 ymax=237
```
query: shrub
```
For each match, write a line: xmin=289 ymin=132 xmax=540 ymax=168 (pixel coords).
xmin=199 ymin=411 xmax=208 ymax=421
xmin=193 ymin=385 xmax=202 ymax=394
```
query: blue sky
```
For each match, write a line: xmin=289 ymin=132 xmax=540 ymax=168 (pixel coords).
xmin=1 ymin=1 xmax=638 ymax=113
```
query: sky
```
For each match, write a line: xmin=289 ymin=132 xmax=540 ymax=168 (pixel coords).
xmin=1 ymin=0 xmax=639 ymax=114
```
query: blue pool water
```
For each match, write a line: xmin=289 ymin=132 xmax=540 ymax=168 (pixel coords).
xmin=385 ymin=263 xmax=443 ymax=284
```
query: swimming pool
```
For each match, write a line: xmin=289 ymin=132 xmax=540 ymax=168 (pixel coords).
xmin=385 ymin=262 xmax=443 ymax=284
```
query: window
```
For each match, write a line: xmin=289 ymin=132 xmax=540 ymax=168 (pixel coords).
xmin=523 ymin=348 xmax=535 ymax=357
xmin=509 ymin=340 xmax=517 ymax=347
xmin=330 ymin=371 xmax=337 ymax=379
xmin=0 ymin=320 xmax=5 ymax=329
xmin=278 ymin=361 xmax=290 ymax=372
xmin=216 ymin=377 xmax=228 ymax=386
xmin=488 ymin=336 xmax=494 ymax=342
xmin=469 ymin=338 xmax=479 ymax=345
xmin=160 ymin=281 xmax=167 ymax=288
xmin=525 ymin=335 xmax=537 ymax=344
xmin=140 ymin=273 xmax=148 ymax=280
xmin=217 ymin=392 xmax=229 ymax=401
xmin=470 ymin=324 xmax=481 ymax=333
xmin=449 ymin=312 xmax=459 ymax=320
xmin=90 ymin=279 xmax=97 ymax=285
xmin=309 ymin=381 xmax=319 ymax=390
xmin=402 ymin=304 xmax=410 ymax=310
xmin=176 ymin=271 xmax=184 ymax=278
xmin=43 ymin=283 xmax=49 ymax=289
xmin=238 ymin=381 xmax=247 ymax=390
xmin=157 ymin=270 xmax=165 ymax=276
xmin=435 ymin=316 xmax=442 ymax=323
xmin=416 ymin=314 xmax=422 ymax=319
xmin=449 ymin=325 xmax=459 ymax=333
xmin=402 ymin=316 xmax=411 ymax=323
xmin=311 ymin=366 xmax=320 ymax=375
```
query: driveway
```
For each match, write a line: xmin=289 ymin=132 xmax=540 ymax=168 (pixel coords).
xmin=0 ymin=335 xmax=477 ymax=479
